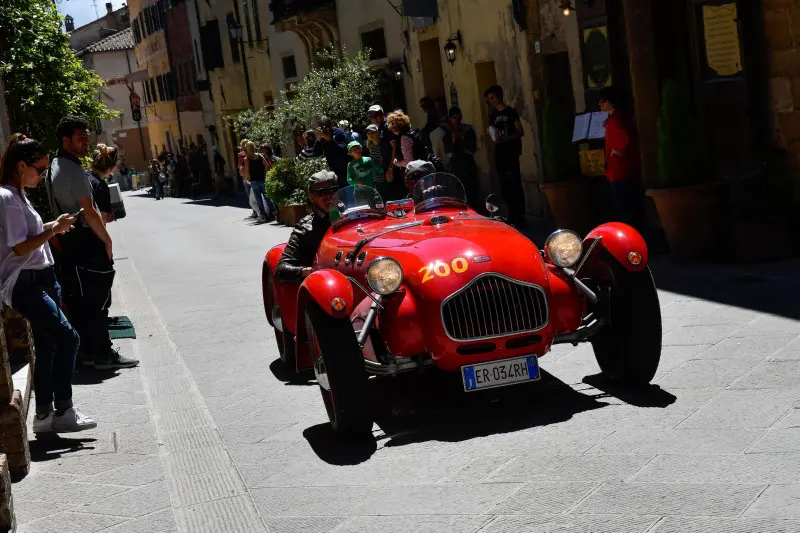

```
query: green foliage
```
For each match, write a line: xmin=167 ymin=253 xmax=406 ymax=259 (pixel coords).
xmin=265 ymin=156 xmax=329 ymax=207
xmin=0 ymin=0 xmax=118 ymax=150
xmin=542 ymin=101 xmax=580 ymax=183
xmin=656 ymin=80 xmax=709 ymax=188
xmin=234 ymin=45 xmax=380 ymax=148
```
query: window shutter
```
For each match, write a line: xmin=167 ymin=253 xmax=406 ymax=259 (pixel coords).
xmin=199 ymin=20 xmax=225 ymax=71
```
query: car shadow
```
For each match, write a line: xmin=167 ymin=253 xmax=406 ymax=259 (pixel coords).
xmin=581 ymin=373 xmax=677 ymax=408
xmin=370 ymin=370 xmax=609 ymax=449
xmin=302 ymin=423 xmax=378 ymax=466
xmin=269 ymin=359 xmax=315 ymax=386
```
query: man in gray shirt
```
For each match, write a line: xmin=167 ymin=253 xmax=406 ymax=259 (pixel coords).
xmin=50 ymin=115 xmax=138 ymax=370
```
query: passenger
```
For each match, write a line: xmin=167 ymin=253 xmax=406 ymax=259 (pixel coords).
xmin=403 ymin=160 xmax=437 ymax=197
xmin=274 ymin=170 xmax=339 ymax=283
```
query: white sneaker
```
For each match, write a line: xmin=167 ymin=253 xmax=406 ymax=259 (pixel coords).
xmin=32 ymin=413 xmax=54 ymax=434
xmin=50 ymin=407 xmax=97 ymax=433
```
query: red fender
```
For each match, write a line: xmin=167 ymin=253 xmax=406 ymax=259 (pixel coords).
xmin=584 ymin=222 xmax=649 ymax=272
xmin=262 ymin=244 xmax=288 ymax=327
xmin=293 ymin=269 xmax=356 ymax=371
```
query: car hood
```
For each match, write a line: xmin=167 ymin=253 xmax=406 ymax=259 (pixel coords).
xmin=358 ymin=217 xmax=551 ymax=300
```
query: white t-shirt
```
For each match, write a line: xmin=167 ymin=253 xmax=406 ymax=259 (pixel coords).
xmin=0 ymin=186 xmax=54 ymax=306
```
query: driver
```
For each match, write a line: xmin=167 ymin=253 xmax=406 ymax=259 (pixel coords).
xmin=274 ymin=170 xmax=339 ymax=283
xmin=404 ymin=160 xmax=437 ymax=197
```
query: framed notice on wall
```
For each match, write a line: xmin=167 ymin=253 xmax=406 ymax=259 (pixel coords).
xmin=697 ymin=1 xmax=743 ymax=79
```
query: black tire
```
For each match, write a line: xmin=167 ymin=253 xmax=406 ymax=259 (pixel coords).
xmin=590 ymin=265 xmax=662 ymax=386
xmin=305 ymin=303 xmax=372 ymax=437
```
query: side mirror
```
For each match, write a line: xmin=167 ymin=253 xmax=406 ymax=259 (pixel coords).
xmin=486 ymin=194 xmax=501 ymax=216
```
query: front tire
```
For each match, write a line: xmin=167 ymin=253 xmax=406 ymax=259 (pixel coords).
xmin=305 ymin=303 xmax=372 ymax=437
xmin=265 ymin=268 xmax=296 ymax=372
xmin=590 ymin=265 xmax=662 ymax=386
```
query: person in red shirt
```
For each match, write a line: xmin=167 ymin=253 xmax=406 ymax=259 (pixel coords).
xmin=599 ymin=87 xmax=643 ymax=227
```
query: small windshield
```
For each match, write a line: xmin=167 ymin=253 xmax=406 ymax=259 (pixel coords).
xmin=330 ymin=185 xmax=385 ymax=227
xmin=412 ymin=173 xmax=467 ymax=213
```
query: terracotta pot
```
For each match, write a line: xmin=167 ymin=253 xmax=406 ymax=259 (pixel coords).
xmin=278 ymin=204 xmax=310 ymax=226
xmin=732 ymin=213 xmax=793 ymax=264
xmin=646 ymin=181 xmax=728 ymax=261
xmin=540 ymin=179 xmax=602 ymax=236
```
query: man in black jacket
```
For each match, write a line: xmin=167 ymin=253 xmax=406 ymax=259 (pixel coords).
xmin=274 ymin=170 xmax=339 ymax=283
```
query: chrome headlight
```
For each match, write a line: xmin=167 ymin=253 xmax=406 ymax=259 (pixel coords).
xmin=544 ymin=230 xmax=583 ymax=268
xmin=366 ymin=257 xmax=403 ymax=295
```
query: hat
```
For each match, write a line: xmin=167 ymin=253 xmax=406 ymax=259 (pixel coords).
xmin=405 ymin=160 xmax=436 ymax=180
xmin=366 ymin=124 xmax=379 ymax=133
xmin=347 ymin=141 xmax=362 ymax=152
xmin=368 ymin=105 xmax=384 ymax=114
xmin=308 ymin=170 xmax=338 ymax=191
xmin=339 ymin=119 xmax=350 ymax=127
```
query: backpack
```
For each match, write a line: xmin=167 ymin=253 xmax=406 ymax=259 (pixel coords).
xmin=407 ymin=129 xmax=444 ymax=172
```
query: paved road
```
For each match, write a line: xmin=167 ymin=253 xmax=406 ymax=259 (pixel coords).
xmin=12 ymin=191 xmax=800 ymax=532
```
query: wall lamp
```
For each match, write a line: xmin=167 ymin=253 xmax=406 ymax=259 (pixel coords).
xmin=560 ymin=1 xmax=575 ymax=16
xmin=443 ymin=31 xmax=462 ymax=65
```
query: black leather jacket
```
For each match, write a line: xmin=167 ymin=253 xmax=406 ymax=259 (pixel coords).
xmin=274 ymin=209 xmax=331 ymax=284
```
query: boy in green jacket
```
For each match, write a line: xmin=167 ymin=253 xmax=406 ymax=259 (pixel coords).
xmin=346 ymin=141 xmax=381 ymax=189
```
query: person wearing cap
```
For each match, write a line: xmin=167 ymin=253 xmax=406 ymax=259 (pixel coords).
xmin=368 ymin=105 xmax=401 ymax=198
xmin=313 ymin=116 xmax=350 ymax=187
xmin=339 ymin=120 xmax=366 ymax=150
xmin=346 ymin=141 xmax=381 ymax=190
xmin=443 ymin=106 xmax=480 ymax=212
xmin=274 ymin=170 xmax=339 ymax=284
xmin=404 ymin=160 xmax=437 ymax=197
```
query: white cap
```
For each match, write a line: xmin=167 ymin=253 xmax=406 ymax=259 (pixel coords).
xmin=338 ymin=119 xmax=349 ymax=127
xmin=368 ymin=105 xmax=384 ymax=114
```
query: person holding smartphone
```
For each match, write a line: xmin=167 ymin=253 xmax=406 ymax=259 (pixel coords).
xmin=49 ymin=116 xmax=138 ymax=370
xmin=0 ymin=134 xmax=97 ymax=433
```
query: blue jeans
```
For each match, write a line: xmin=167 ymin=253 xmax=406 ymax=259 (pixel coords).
xmin=249 ymin=180 xmax=270 ymax=219
xmin=12 ymin=268 xmax=79 ymax=415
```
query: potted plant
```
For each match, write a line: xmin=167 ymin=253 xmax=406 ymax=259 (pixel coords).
xmin=646 ymin=80 xmax=726 ymax=260
xmin=539 ymin=101 xmax=601 ymax=235
xmin=728 ymin=149 xmax=795 ymax=263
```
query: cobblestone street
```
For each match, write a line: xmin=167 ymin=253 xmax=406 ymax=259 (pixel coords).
xmin=11 ymin=192 xmax=800 ymax=532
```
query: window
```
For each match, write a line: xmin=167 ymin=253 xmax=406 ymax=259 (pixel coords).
xmin=251 ymin=0 xmax=262 ymax=44
xmin=156 ymin=75 xmax=165 ymax=100
xmin=144 ymin=79 xmax=151 ymax=102
xmin=149 ymin=78 xmax=157 ymax=102
xmin=282 ymin=55 xmax=297 ymax=79
xmin=243 ymin=0 xmax=253 ymax=46
xmin=133 ymin=18 xmax=141 ymax=43
xmin=226 ymin=13 xmax=241 ymax=63
xmin=199 ymin=20 xmax=224 ymax=70
xmin=361 ymin=28 xmax=387 ymax=60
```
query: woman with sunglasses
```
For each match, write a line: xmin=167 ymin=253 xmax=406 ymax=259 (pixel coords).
xmin=0 ymin=135 xmax=96 ymax=433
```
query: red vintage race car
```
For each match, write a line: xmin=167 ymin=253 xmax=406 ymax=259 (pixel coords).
xmin=263 ymin=173 xmax=662 ymax=436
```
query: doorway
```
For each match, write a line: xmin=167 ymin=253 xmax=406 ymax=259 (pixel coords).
xmin=419 ymin=38 xmax=446 ymax=101
xmin=474 ymin=61 xmax=498 ymax=197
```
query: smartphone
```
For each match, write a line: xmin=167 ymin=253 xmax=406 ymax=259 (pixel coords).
xmin=71 ymin=208 xmax=84 ymax=218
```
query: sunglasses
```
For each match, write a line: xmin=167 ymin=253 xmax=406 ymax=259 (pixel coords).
xmin=312 ymin=186 xmax=339 ymax=197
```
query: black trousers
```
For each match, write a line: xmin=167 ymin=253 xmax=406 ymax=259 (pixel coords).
xmin=496 ymin=153 xmax=526 ymax=226
xmin=58 ymin=229 xmax=115 ymax=357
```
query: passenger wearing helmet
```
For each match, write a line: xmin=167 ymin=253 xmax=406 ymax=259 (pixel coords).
xmin=403 ymin=160 xmax=437 ymax=197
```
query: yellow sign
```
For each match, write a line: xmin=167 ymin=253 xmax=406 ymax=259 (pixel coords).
xmin=579 ymin=149 xmax=606 ymax=177
xmin=702 ymin=3 xmax=742 ymax=77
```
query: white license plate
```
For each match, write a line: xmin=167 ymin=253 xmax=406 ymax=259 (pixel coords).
xmin=461 ymin=356 xmax=540 ymax=392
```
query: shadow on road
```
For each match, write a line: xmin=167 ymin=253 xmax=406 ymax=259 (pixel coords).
xmin=269 ymin=359 xmax=315 ymax=386
xmin=373 ymin=371 xmax=608 ymax=449
xmin=302 ymin=424 xmax=377 ymax=465
xmin=72 ymin=368 xmax=122 ymax=386
xmin=29 ymin=435 xmax=99 ymax=464
xmin=181 ymin=194 xmax=251 ymax=209
xmin=582 ymin=373 xmax=676 ymax=408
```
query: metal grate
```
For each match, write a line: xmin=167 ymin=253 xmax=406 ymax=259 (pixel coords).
xmin=441 ymin=274 xmax=548 ymax=341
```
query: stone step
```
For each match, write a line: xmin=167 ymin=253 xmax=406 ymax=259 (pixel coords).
xmin=10 ymin=365 xmax=29 ymax=425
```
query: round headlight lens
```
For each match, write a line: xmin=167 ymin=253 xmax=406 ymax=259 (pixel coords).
xmin=366 ymin=257 xmax=403 ymax=295
xmin=544 ymin=230 xmax=583 ymax=268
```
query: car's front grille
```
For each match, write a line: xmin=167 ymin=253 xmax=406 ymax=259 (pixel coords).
xmin=441 ymin=274 xmax=548 ymax=341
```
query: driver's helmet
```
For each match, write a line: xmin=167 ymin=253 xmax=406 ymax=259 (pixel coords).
xmin=405 ymin=160 xmax=437 ymax=191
